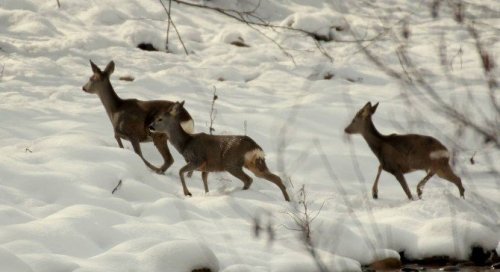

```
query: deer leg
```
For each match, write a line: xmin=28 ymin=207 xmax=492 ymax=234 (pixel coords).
xmin=179 ymin=162 xmax=200 ymax=197
xmin=202 ymin=172 xmax=209 ymax=193
xmin=114 ymin=134 xmax=124 ymax=148
xmin=131 ymin=139 xmax=161 ymax=173
xmin=227 ymin=167 xmax=253 ymax=190
xmin=372 ymin=165 xmax=382 ymax=199
xmin=247 ymin=163 xmax=290 ymax=202
xmin=436 ymin=164 xmax=465 ymax=199
xmin=416 ymin=172 xmax=434 ymax=199
xmin=394 ymin=172 xmax=414 ymax=200
xmin=258 ymin=171 xmax=290 ymax=202
xmin=152 ymin=133 xmax=173 ymax=173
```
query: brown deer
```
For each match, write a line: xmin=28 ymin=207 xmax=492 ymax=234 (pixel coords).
xmin=82 ymin=60 xmax=194 ymax=174
xmin=344 ymin=102 xmax=465 ymax=200
xmin=149 ymin=101 xmax=290 ymax=201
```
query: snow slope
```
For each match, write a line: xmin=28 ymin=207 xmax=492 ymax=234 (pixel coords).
xmin=0 ymin=0 xmax=499 ymax=271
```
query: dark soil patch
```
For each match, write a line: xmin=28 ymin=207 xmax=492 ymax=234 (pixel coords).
xmin=392 ymin=246 xmax=500 ymax=271
xmin=137 ymin=43 xmax=158 ymax=51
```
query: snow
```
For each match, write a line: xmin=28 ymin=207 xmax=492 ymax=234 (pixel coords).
xmin=1 ymin=0 xmax=499 ymax=271
xmin=281 ymin=11 xmax=346 ymax=41
xmin=139 ymin=240 xmax=220 ymax=272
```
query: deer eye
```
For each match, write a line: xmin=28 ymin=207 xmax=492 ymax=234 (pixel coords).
xmin=157 ymin=118 xmax=163 ymax=122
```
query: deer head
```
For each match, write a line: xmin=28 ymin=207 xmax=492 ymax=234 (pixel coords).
xmin=149 ymin=101 xmax=185 ymax=136
xmin=82 ymin=60 xmax=115 ymax=94
xmin=344 ymin=101 xmax=379 ymax=134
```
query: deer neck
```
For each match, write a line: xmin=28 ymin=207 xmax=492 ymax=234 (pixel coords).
xmin=361 ymin=118 xmax=385 ymax=153
xmin=96 ymin=80 xmax=122 ymax=119
xmin=167 ymin=122 xmax=193 ymax=154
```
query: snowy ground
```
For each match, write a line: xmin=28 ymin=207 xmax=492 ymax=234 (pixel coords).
xmin=1 ymin=0 xmax=499 ymax=271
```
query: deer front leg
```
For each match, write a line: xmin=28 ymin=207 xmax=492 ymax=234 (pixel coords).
xmin=179 ymin=162 xmax=200 ymax=197
xmin=394 ymin=171 xmax=414 ymax=200
xmin=202 ymin=172 xmax=209 ymax=193
xmin=152 ymin=133 xmax=173 ymax=173
xmin=131 ymin=139 xmax=162 ymax=173
xmin=372 ymin=165 xmax=382 ymax=199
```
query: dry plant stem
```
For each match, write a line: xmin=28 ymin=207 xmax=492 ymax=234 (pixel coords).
xmin=209 ymin=86 xmax=217 ymax=135
xmin=170 ymin=0 xmax=381 ymax=43
xmin=348 ymin=23 xmax=498 ymax=148
xmin=285 ymin=185 xmax=329 ymax=272
xmin=158 ymin=0 xmax=188 ymax=55
xmin=466 ymin=23 xmax=499 ymax=112
xmin=168 ymin=0 xmax=353 ymax=62
xmin=56 ymin=0 xmax=60 ymax=8
xmin=0 ymin=64 xmax=4 ymax=81
xmin=112 ymin=180 xmax=122 ymax=194
xmin=166 ymin=0 xmax=172 ymax=49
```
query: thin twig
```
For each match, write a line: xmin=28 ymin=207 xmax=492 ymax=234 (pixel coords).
xmin=209 ymin=86 xmax=218 ymax=135
xmin=158 ymin=0 xmax=188 ymax=55
xmin=166 ymin=0 xmax=172 ymax=50
xmin=286 ymin=185 xmax=330 ymax=272
xmin=111 ymin=180 xmax=122 ymax=194
xmin=0 ymin=64 xmax=4 ymax=81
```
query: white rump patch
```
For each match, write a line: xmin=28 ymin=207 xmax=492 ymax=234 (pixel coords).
xmin=180 ymin=120 xmax=194 ymax=134
xmin=244 ymin=149 xmax=265 ymax=163
xmin=429 ymin=150 xmax=450 ymax=159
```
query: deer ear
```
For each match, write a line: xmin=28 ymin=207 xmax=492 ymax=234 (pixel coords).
xmin=180 ymin=100 xmax=185 ymax=107
xmin=371 ymin=102 xmax=379 ymax=113
xmin=169 ymin=102 xmax=182 ymax=116
xmin=361 ymin=102 xmax=372 ymax=117
xmin=90 ymin=60 xmax=101 ymax=74
xmin=104 ymin=61 xmax=115 ymax=76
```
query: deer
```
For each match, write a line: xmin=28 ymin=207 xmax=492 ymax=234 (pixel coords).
xmin=82 ymin=60 xmax=195 ymax=174
xmin=344 ymin=102 xmax=465 ymax=200
xmin=148 ymin=101 xmax=290 ymax=201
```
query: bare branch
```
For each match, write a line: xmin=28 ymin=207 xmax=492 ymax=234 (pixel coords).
xmin=209 ymin=86 xmax=218 ymax=135
xmin=158 ymin=0 xmax=189 ymax=55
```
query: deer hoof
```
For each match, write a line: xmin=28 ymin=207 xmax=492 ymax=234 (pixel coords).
xmin=372 ymin=192 xmax=378 ymax=199
xmin=184 ymin=191 xmax=192 ymax=197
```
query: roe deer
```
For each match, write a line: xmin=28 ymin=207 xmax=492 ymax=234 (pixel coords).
xmin=149 ymin=101 xmax=290 ymax=201
xmin=82 ymin=60 xmax=194 ymax=174
xmin=344 ymin=102 xmax=465 ymax=200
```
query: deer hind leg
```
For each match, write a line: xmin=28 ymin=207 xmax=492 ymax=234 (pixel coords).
xmin=436 ymin=164 xmax=465 ymax=198
xmin=227 ymin=167 xmax=253 ymax=190
xmin=246 ymin=160 xmax=290 ymax=202
xmin=114 ymin=134 xmax=124 ymax=148
xmin=372 ymin=165 xmax=382 ymax=199
xmin=131 ymin=139 xmax=162 ymax=173
xmin=416 ymin=171 xmax=434 ymax=199
xmin=152 ymin=133 xmax=174 ymax=173
xmin=202 ymin=172 xmax=209 ymax=193
xmin=393 ymin=171 xmax=414 ymax=200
